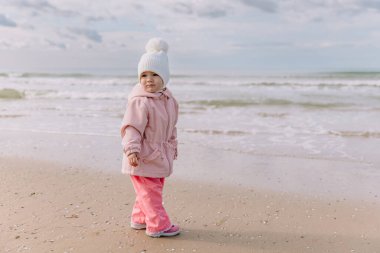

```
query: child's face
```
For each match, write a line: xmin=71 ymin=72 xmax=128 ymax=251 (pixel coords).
xmin=140 ymin=71 xmax=164 ymax=93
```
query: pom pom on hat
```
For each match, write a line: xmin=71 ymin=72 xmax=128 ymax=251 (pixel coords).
xmin=145 ymin=37 xmax=169 ymax=53
xmin=138 ymin=38 xmax=170 ymax=86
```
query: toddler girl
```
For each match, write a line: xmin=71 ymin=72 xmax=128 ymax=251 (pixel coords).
xmin=120 ymin=38 xmax=180 ymax=238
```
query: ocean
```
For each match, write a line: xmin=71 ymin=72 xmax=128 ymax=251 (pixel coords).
xmin=0 ymin=72 xmax=380 ymax=198
xmin=1 ymin=71 xmax=380 ymax=169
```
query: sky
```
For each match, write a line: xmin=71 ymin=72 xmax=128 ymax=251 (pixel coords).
xmin=1 ymin=0 xmax=380 ymax=75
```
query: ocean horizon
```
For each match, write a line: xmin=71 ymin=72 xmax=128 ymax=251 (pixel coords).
xmin=2 ymin=67 xmax=380 ymax=78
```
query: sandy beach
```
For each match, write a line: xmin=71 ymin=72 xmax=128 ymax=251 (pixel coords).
xmin=1 ymin=72 xmax=380 ymax=252
xmin=1 ymin=154 xmax=380 ymax=253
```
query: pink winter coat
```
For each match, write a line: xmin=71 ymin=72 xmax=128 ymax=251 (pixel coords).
xmin=120 ymin=83 xmax=179 ymax=178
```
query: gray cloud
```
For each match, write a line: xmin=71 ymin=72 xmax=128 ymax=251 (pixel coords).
xmin=230 ymin=41 xmax=294 ymax=50
xmin=132 ymin=3 xmax=144 ymax=11
xmin=45 ymin=39 xmax=66 ymax=49
xmin=197 ymin=8 xmax=227 ymax=18
xmin=0 ymin=14 xmax=17 ymax=27
xmin=0 ymin=40 xmax=11 ymax=49
xmin=86 ymin=15 xmax=117 ymax=24
xmin=361 ymin=0 xmax=380 ymax=11
xmin=86 ymin=16 xmax=106 ymax=23
xmin=168 ymin=2 xmax=227 ymax=18
xmin=18 ymin=0 xmax=56 ymax=11
xmin=282 ymin=0 xmax=380 ymax=17
xmin=171 ymin=2 xmax=193 ymax=15
xmin=68 ymin=28 xmax=102 ymax=43
xmin=240 ymin=0 xmax=278 ymax=13
xmin=12 ymin=0 xmax=78 ymax=17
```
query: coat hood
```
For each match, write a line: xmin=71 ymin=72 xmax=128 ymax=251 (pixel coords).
xmin=128 ymin=83 xmax=173 ymax=100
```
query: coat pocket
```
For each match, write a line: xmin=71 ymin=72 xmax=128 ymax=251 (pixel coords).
xmin=141 ymin=149 xmax=161 ymax=163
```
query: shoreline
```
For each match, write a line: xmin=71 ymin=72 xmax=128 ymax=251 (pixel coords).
xmin=1 ymin=156 xmax=380 ymax=253
xmin=1 ymin=129 xmax=380 ymax=202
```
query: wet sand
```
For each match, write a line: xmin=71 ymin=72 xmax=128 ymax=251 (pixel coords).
xmin=1 ymin=156 xmax=380 ymax=253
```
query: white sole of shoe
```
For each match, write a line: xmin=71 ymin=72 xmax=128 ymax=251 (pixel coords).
xmin=147 ymin=229 xmax=180 ymax=238
xmin=130 ymin=222 xmax=146 ymax=230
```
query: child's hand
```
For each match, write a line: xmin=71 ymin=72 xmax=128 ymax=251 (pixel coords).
xmin=128 ymin=152 xmax=139 ymax=167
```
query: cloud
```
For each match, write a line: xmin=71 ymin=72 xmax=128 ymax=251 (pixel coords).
xmin=279 ymin=0 xmax=380 ymax=20
xmin=0 ymin=0 xmax=379 ymax=72
xmin=233 ymin=41 xmax=294 ymax=49
xmin=12 ymin=0 xmax=78 ymax=17
xmin=0 ymin=14 xmax=17 ymax=27
xmin=166 ymin=1 xmax=229 ymax=18
xmin=240 ymin=0 xmax=278 ymax=13
xmin=171 ymin=2 xmax=193 ymax=15
xmin=85 ymin=16 xmax=107 ymax=23
xmin=197 ymin=7 xmax=227 ymax=18
xmin=45 ymin=39 xmax=67 ymax=49
xmin=0 ymin=40 xmax=11 ymax=49
xmin=17 ymin=0 xmax=57 ymax=11
xmin=131 ymin=3 xmax=144 ymax=11
xmin=360 ymin=0 xmax=380 ymax=11
xmin=68 ymin=28 xmax=102 ymax=43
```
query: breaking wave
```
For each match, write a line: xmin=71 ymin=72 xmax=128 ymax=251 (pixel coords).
xmin=184 ymin=99 xmax=354 ymax=109
xmin=328 ymin=131 xmax=380 ymax=138
xmin=0 ymin=88 xmax=25 ymax=99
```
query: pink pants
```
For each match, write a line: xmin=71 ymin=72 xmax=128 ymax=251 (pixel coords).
xmin=130 ymin=175 xmax=172 ymax=233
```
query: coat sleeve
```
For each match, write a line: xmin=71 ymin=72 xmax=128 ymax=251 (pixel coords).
xmin=120 ymin=97 xmax=148 ymax=156
xmin=169 ymin=98 xmax=179 ymax=159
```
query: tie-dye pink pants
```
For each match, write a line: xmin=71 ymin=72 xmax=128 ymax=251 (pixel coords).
xmin=130 ymin=175 xmax=172 ymax=233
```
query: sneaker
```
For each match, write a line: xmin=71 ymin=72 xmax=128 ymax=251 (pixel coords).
xmin=130 ymin=222 xmax=146 ymax=230
xmin=147 ymin=225 xmax=180 ymax=238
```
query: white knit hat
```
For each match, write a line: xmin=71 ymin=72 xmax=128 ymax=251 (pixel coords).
xmin=138 ymin=38 xmax=170 ymax=86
